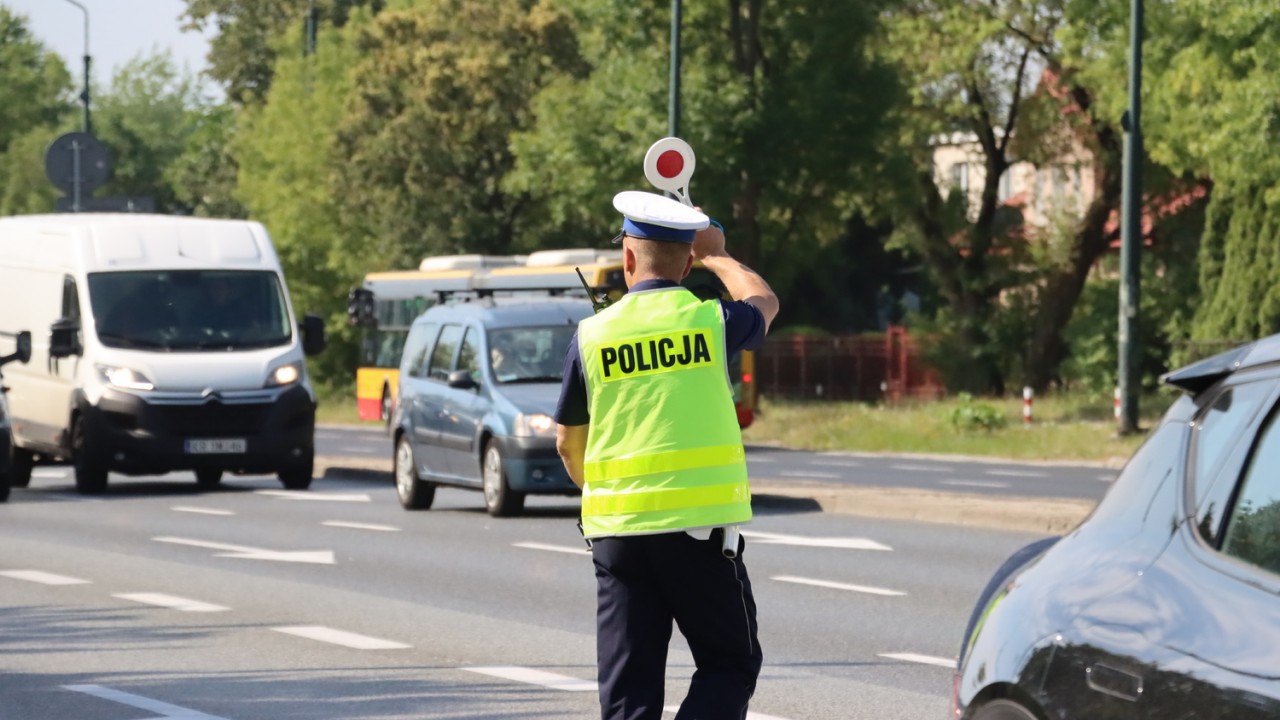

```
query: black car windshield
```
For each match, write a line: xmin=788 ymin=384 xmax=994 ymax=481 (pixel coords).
xmin=88 ymin=270 xmax=292 ymax=352
xmin=487 ymin=325 xmax=576 ymax=383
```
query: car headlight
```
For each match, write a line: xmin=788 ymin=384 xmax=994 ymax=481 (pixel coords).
xmin=513 ymin=412 xmax=556 ymax=438
xmin=266 ymin=361 xmax=303 ymax=388
xmin=97 ymin=364 xmax=155 ymax=391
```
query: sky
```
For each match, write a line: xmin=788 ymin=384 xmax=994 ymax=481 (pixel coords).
xmin=4 ymin=0 xmax=213 ymax=89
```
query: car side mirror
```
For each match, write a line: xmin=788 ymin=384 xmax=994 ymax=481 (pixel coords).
xmin=49 ymin=318 xmax=80 ymax=358
xmin=300 ymin=314 xmax=326 ymax=356
xmin=0 ymin=330 xmax=31 ymax=367
xmin=447 ymin=369 xmax=478 ymax=391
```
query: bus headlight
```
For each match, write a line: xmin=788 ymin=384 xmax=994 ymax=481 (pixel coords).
xmin=97 ymin=364 xmax=155 ymax=391
xmin=513 ymin=412 xmax=555 ymax=437
xmin=266 ymin=361 xmax=302 ymax=387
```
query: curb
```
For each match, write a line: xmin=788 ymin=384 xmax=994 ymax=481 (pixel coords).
xmin=316 ymin=455 xmax=1095 ymax=535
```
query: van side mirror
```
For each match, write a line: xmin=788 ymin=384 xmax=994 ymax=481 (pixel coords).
xmin=49 ymin=318 xmax=80 ymax=358
xmin=300 ymin=314 xmax=326 ymax=356
xmin=0 ymin=330 xmax=31 ymax=367
xmin=447 ymin=369 xmax=478 ymax=391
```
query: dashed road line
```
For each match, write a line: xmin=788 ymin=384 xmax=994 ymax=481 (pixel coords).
xmin=940 ymin=480 xmax=1010 ymax=489
xmin=810 ymin=459 xmax=862 ymax=467
xmin=890 ymin=464 xmax=952 ymax=473
xmin=984 ymin=469 xmax=1048 ymax=478
xmin=172 ymin=506 xmax=235 ymax=516
xmin=0 ymin=570 xmax=91 ymax=585
xmin=743 ymin=530 xmax=892 ymax=551
xmin=514 ymin=541 xmax=589 ymax=555
xmin=878 ymin=652 xmax=955 ymax=668
xmin=256 ymin=490 xmax=371 ymax=502
xmin=272 ymin=625 xmax=410 ymax=650
xmin=323 ymin=520 xmax=401 ymax=532
xmin=463 ymin=666 xmax=596 ymax=691
xmin=779 ymin=471 xmax=842 ymax=479
xmin=773 ymin=575 xmax=906 ymax=597
xmin=64 ymin=685 xmax=230 ymax=719
xmin=114 ymin=593 xmax=229 ymax=612
xmin=1097 ymin=474 xmax=1116 ymax=482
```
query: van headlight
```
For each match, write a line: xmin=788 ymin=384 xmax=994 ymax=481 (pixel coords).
xmin=266 ymin=361 xmax=302 ymax=388
xmin=513 ymin=412 xmax=555 ymax=438
xmin=97 ymin=364 xmax=155 ymax=391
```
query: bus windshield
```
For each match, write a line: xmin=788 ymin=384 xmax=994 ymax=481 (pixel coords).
xmin=88 ymin=270 xmax=292 ymax=352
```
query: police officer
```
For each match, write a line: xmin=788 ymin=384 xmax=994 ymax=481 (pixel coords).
xmin=555 ymin=191 xmax=779 ymax=720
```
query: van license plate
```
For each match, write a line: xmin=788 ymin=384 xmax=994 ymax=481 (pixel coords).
xmin=185 ymin=439 xmax=247 ymax=454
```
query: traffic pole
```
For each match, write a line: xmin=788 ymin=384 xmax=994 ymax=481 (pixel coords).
xmin=1023 ymin=386 xmax=1033 ymax=426
xmin=1114 ymin=386 xmax=1122 ymax=423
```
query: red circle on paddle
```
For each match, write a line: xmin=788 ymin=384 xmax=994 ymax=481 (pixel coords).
xmin=656 ymin=150 xmax=684 ymax=179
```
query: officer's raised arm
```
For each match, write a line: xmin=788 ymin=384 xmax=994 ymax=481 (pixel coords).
xmin=691 ymin=221 xmax=779 ymax=332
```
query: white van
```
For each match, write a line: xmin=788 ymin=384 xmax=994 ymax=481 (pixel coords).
xmin=0 ymin=214 xmax=326 ymax=494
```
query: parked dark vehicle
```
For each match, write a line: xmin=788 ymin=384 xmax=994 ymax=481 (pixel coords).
xmin=392 ymin=297 xmax=591 ymax=516
xmin=953 ymin=338 xmax=1280 ymax=719
xmin=0 ymin=331 xmax=33 ymax=502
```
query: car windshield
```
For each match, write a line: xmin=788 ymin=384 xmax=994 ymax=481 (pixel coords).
xmin=487 ymin=325 xmax=576 ymax=383
xmin=88 ymin=270 xmax=292 ymax=352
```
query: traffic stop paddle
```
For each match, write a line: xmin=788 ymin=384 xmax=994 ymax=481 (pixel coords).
xmin=644 ymin=137 xmax=697 ymax=207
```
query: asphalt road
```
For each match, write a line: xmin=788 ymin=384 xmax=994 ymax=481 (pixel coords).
xmin=1 ymin=465 xmax=1048 ymax=720
xmin=316 ymin=424 xmax=1117 ymax=502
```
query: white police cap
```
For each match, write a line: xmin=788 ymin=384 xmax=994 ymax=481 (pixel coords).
xmin=612 ymin=190 xmax=710 ymax=244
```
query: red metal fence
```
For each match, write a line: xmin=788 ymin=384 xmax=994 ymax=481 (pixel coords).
xmin=755 ymin=326 xmax=944 ymax=402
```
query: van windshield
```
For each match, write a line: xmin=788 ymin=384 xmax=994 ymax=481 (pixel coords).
xmin=88 ymin=270 xmax=293 ymax=351
xmin=487 ymin=326 xmax=577 ymax=383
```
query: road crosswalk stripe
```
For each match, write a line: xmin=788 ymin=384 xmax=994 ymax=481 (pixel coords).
xmin=114 ymin=593 xmax=229 ymax=612
xmin=878 ymin=652 xmax=955 ymax=668
xmin=0 ymin=570 xmax=91 ymax=585
xmin=464 ymin=666 xmax=597 ymax=691
xmin=272 ymin=625 xmax=410 ymax=650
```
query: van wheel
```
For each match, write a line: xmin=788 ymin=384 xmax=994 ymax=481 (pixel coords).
xmin=195 ymin=469 xmax=223 ymax=487
xmin=482 ymin=440 xmax=524 ymax=517
xmin=970 ymin=699 xmax=1040 ymax=720
xmin=395 ymin=435 xmax=434 ymax=510
xmin=278 ymin=451 xmax=313 ymax=490
xmin=72 ymin=418 xmax=108 ymax=495
xmin=8 ymin=445 xmax=33 ymax=488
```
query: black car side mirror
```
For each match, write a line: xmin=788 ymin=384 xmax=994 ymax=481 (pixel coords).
xmin=0 ymin=330 xmax=31 ymax=367
xmin=447 ymin=369 xmax=478 ymax=391
xmin=301 ymin=314 xmax=326 ymax=356
xmin=49 ymin=318 xmax=80 ymax=358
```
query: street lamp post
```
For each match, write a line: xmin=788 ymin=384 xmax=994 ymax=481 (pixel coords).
xmin=1118 ymin=0 xmax=1143 ymax=434
xmin=61 ymin=0 xmax=92 ymax=135
xmin=668 ymin=0 xmax=682 ymax=138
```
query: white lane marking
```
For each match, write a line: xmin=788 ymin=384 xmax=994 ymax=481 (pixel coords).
xmin=322 ymin=520 xmax=401 ymax=532
xmin=984 ymin=469 xmax=1049 ymax=478
xmin=514 ymin=541 xmax=589 ymax=555
xmin=879 ymin=652 xmax=956 ymax=668
xmin=811 ymin=459 xmax=862 ymax=467
xmin=940 ymin=480 xmax=1011 ymax=489
xmin=773 ymin=575 xmax=906 ymax=597
xmin=0 ymin=570 xmax=91 ymax=585
xmin=172 ymin=506 xmax=235 ymax=516
xmin=338 ymin=445 xmax=377 ymax=454
xmin=255 ymin=490 xmax=371 ymax=502
xmin=113 ymin=593 xmax=229 ymax=613
xmin=890 ymin=464 xmax=953 ymax=473
xmin=663 ymin=705 xmax=793 ymax=719
xmin=779 ymin=471 xmax=842 ymax=479
xmin=1097 ymin=474 xmax=1116 ymax=482
xmin=272 ymin=625 xmax=410 ymax=650
xmin=32 ymin=468 xmax=68 ymax=478
xmin=64 ymin=684 xmax=231 ymax=719
xmin=742 ymin=530 xmax=892 ymax=551
xmin=152 ymin=536 xmax=335 ymax=565
xmin=464 ymin=666 xmax=596 ymax=692
xmin=747 ymin=457 xmax=775 ymax=463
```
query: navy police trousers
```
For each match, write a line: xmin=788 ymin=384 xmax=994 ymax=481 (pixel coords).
xmin=592 ymin=529 xmax=763 ymax=720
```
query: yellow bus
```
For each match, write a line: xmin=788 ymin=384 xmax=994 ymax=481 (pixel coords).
xmin=348 ymin=249 xmax=759 ymax=427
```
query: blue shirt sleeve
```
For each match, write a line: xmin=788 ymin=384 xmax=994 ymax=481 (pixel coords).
xmin=721 ymin=299 xmax=766 ymax=355
xmin=554 ymin=330 xmax=590 ymax=426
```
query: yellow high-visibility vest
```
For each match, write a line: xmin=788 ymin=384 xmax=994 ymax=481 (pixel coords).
xmin=577 ymin=286 xmax=751 ymax=538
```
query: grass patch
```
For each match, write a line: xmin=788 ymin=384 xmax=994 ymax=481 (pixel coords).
xmin=314 ymin=382 xmax=383 ymax=428
xmin=742 ymin=391 xmax=1177 ymax=464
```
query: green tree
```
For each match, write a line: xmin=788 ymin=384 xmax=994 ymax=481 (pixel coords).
xmin=0 ymin=6 xmax=72 ymax=153
xmin=181 ymin=0 xmax=383 ymax=104
xmin=168 ymin=104 xmax=248 ymax=218
xmin=333 ymin=0 xmax=586 ymax=268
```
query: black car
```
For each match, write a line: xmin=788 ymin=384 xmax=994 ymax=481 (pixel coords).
xmin=0 ymin=331 xmax=32 ymax=503
xmin=953 ymin=339 xmax=1280 ymax=720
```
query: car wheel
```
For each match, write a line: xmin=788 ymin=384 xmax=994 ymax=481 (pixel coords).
xmin=970 ymin=699 xmax=1039 ymax=720
xmin=278 ymin=451 xmax=314 ymax=490
xmin=395 ymin=434 xmax=435 ymax=510
xmin=482 ymin=440 xmax=524 ymax=517
xmin=0 ymin=459 xmax=9 ymax=502
xmin=8 ymin=444 xmax=33 ymax=488
xmin=195 ymin=468 xmax=223 ymax=487
xmin=72 ymin=417 xmax=108 ymax=495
